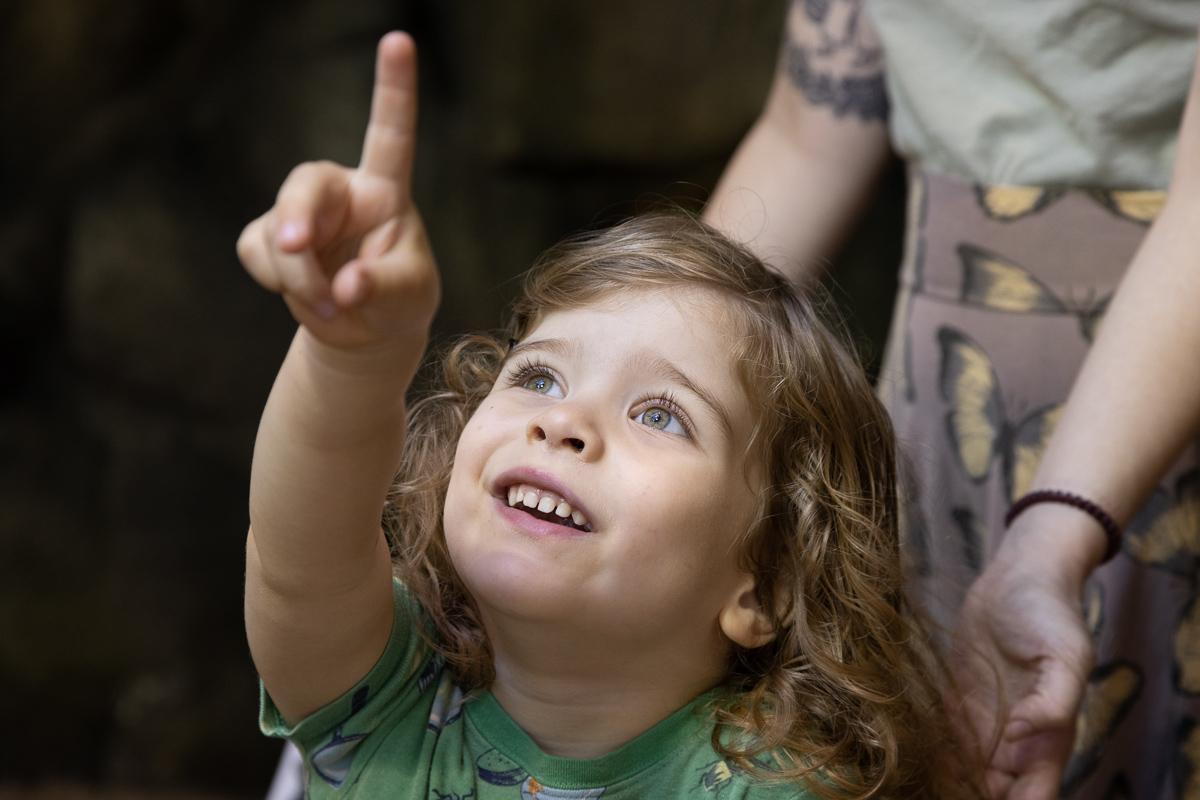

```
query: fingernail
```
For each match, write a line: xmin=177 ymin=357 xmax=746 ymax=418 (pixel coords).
xmin=278 ymin=221 xmax=305 ymax=244
xmin=314 ymin=300 xmax=336 ymax=319
xmin=346 ymin=268 xmax=365 ymax=304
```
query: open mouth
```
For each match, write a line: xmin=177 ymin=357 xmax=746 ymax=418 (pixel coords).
xmin=504 ymin=484 xmax=593 ymax=533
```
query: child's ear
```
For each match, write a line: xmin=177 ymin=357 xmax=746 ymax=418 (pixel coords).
xmin=719 ymin=574 xmax=777 ymax=649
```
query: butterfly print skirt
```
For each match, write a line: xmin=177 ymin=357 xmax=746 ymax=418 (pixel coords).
xmin=875 ymin=168 xmax=1200 ymax=800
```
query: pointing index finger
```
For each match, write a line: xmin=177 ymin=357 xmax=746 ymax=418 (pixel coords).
xmin=359 ymin=32 xmax=418 ymax=185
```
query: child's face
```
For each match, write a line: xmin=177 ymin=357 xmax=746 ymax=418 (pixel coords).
xmin=443 ymin=288 xmax=765 ymax=653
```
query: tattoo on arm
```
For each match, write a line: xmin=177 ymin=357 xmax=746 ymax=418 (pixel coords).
xmin=784 ymin=0 xmax=888 ymax=121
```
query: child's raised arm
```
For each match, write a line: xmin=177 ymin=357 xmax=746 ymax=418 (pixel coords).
xmin=238 ymin=33 xmax=439 ymax=725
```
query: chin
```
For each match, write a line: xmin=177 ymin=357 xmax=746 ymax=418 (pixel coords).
xmin=448 ymin=535 xmax=584 ymax=623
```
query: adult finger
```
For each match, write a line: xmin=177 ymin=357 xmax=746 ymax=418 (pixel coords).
xmin=1005 ymin=656 xmax=1088 ymax=738
xmin=1008 ymin=761 xmax=1063 ymax=800
xmin=359 ymin=32 xmax=418 ymax=187
xmin=273 ymin=161 xmax=351 ymax=253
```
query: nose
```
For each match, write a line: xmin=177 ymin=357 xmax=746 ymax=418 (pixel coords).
xmin=527 ymin=401 xmax=604 ymax=460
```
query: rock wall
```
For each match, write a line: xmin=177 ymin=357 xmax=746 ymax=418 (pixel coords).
xmin=0 ymin=0 xmax=901 ymax=795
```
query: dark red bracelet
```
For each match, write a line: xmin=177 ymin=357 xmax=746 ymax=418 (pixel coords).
xmin=1004 ymin=489 xmax=1122 ymax=564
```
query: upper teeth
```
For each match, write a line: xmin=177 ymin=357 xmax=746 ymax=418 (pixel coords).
xmin=506 ymin=484 xmax=590 ymax=529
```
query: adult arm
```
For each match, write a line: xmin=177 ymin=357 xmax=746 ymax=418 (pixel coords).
xmin=703 ymin=0 xmax=892 ymax=284
xmin=240 ymin=33 xmax=440 ymax=725
xmin=957 ymin=44 xmax=1200 ymax=800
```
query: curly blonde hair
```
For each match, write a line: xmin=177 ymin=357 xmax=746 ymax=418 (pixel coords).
xmin=385 ymin=212 xmax=984 ymax=799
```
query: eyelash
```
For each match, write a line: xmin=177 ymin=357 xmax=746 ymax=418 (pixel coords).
xmin=505 ymin=357 xmax=560 ymax=390
xmin=632 ymin=390 xmax=695 ymax=438
xmin=504 ymin=358 xmax=696 ymax=438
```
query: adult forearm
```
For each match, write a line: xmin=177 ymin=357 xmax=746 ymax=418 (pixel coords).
xmin=1023 ymin=196 xmax=1200 ymax=572
xmin=704 ymin=0 xmax=892 ymax=286
xmin=704 ymin=116 xmax=889 ymax=285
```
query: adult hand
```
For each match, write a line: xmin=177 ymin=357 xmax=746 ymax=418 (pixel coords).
xmin=236 ymin=32 xmax=439 ymax=351
xmin=955 ymin=505 xmax=1102 ymax=799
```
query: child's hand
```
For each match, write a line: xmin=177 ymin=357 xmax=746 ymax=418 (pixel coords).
xmin=237 ymin=32 xmax=439 ymax=351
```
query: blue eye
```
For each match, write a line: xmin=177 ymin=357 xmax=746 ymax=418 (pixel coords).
xmin=521 ymin=372 xmax=564 ymax=398
xmin=636 ymin=405 xmax=686 ymax=436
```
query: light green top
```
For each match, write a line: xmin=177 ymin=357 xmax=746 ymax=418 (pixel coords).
xmin=259 ymin=581 xmax=813 ymax=799
xmin=868 ymin=0 xmax=1200 ymax=188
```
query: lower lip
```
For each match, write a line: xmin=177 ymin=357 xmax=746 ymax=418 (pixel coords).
xmin=493 ymin=497 xmax=592 ymax=540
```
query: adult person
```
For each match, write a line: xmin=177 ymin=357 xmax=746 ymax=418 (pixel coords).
xmin=955 ymin=52 xmax=1200 ymax=797
xmin=704 ymin=2 xmax=1200 ymax=798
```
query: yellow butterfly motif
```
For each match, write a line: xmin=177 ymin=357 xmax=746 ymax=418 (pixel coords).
xmin=974 ymin=184 xmax=1064 ymax=221
xmin=1177 ymin=593 xmax=1200 ymax=696
xmin=937 ymin=328 xmax=1062 ymax=501
xmin=958 ymin=244 xmax=1111 ymax=342
xmin=1061 ymin=661 xmax=1143 ymax=795
xmin=1123 ymin=470 xmax=1200 ymax=578
xmin=1088 ymin=189 xmax=1166 ymax=225
xmin=1121 ymin=470 xmax=1200 ymax=696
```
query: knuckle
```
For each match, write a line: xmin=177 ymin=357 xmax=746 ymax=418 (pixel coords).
xmin=277 ymin=161 xmax=343 ymax=210
xmin=236 ymin=229 xmax=252 ymax=261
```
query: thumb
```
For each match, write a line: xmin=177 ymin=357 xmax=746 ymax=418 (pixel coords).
xmin=1006 ymin=656 xmax=1087 ymax=740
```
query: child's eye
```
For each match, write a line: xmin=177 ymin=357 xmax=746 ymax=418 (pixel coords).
xmin=633 ymin=397 xmax=691 ymax=437
xmin=507 ymin=359 xmax=565 ymax=398
xmin=522 ymin=373 xmax=563 ymax=397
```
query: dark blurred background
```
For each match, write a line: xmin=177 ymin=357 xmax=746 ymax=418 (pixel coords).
xmin=0 ymin=1 xmax=903 ymax=797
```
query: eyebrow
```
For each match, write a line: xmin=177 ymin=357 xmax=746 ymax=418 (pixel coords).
xmin=507 ymin=337 xmax=574 ymax=361
xmin=635 ymin=353 xmax=735 ymax=440
xmin=508 ymin=338 xmax=735 ymax=439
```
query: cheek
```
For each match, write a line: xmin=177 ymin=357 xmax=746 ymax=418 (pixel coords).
xmin=624 ymin=469 xmax=753 ymax=571
xmin=442 ymin=410 xmax=491 ymax=544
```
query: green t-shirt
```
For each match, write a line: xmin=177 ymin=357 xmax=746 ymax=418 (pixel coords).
xmin=260 ymin=580 xmax=814 ymax=799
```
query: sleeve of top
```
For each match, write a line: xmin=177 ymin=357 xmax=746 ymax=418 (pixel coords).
xmin=257 ymin=578 xmax=440 ymax=788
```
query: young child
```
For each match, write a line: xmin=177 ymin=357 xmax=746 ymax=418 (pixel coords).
xmin=240 ymin=32 xmax=982 ymax=799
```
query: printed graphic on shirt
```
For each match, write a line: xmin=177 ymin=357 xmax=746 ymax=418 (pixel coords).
xmin=974 ymin=185 xmax=1064 ymax=221
xmin=418 ymin=654 xmax=444 ymax=692
xmin=697 ymin=758 xmax=736 ymax=794
xmin=520 ymin=778 xmax=606 ymax=799
xmin=956 ymin=244 xmax=1110 ymax=342
xmin=936 ymin=327 xmax=1062 ymax=501
xmin=311 ymin=685 xmax=373 ymax=787
xmin=311 ymin=727 xmax=370 ymax=788
xmin=1061 ymin=661 xmax=1142 ymax=795
xmin=476 ymin=749 xmax=528 ymax=786
xmin=427 ymin=679 xmax=465 ymax=732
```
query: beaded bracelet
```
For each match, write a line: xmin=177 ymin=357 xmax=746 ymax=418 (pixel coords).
xmin=1004 ymin=489 xmax=1122 ymax=564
